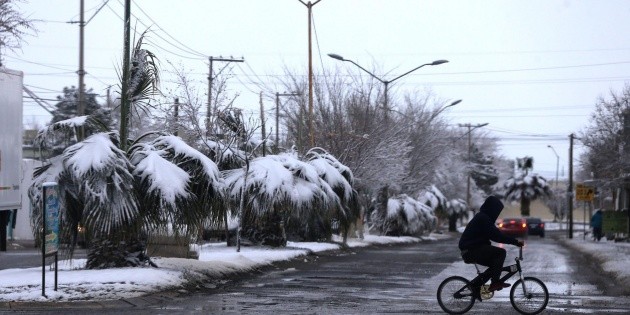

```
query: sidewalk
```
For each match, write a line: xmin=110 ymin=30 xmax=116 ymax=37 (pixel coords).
xmin=557 ymin=233 xmax=630 ymax=295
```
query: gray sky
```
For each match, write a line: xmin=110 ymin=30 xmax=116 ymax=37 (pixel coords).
xmin=5 ymin=0 xmax=630 ymax=180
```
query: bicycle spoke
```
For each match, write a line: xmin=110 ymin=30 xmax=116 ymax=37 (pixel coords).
xmin=437 ymin=276 xmax=475 ymax=314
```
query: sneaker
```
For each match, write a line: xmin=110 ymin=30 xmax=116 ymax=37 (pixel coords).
xmin=488 ymin=282 xmax=511 ymax=292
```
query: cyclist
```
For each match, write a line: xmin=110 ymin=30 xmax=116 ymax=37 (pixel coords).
xmin=458 ymin=195 xmax=524 ymax=292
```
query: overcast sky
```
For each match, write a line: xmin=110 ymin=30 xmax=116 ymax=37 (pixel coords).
xmin=5 ymin=0 xmax=630 ymax=181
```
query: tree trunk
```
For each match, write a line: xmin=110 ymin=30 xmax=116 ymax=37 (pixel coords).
xmin=520 ymin=198 xmax=531 ymax=216
xmin=448 ymin=213 xmax=458 ymax=232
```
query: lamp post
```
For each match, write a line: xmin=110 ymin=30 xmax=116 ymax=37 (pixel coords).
xmin=430 ymin=99 xmax=462 ymax=122
xmin=547 ymin=145 xmax=559 ymax=188
xmin=328 ymin=53 xmax=448 ymax=119
xmin=458 ymin=122 xmax=489 ymax=212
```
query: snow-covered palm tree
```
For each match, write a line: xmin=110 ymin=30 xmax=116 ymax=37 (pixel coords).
xmin=223 ymin=151 xmax=350 ymax=246
xmin=304 ymin=148 xmax=357 ymax=243
xmin=29 ymin=118 xmax=227 ymax=268
xmin=503 ymin=174 xmax=551 ymax=216
xmin=369 ymin=193 xmax=436 ymax=236
xmin=503 ymin=157 xmax=552 ymax=216
xmin=29 ymin=32 xmax=226 ymax=268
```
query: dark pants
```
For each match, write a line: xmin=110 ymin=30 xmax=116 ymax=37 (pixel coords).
xmin=593 ymin=227 xmax=602 ymax=241
xmin=462 ymin=245 xmax=506 ymax=284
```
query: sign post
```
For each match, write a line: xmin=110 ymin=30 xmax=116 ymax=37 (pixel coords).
xmin=576 ymin=183 xmax=595 ymax=239
xmin=42 ymin=182 xmax=61 ymax=297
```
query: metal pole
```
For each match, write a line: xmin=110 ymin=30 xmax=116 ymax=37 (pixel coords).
xmin=458 ymin=123 xmax=488 ymax=211
xmin=206 ymin=56 xmax=244 ymax=138
xmin=119 ymin=0 xmax=131 ymax=150
xmin=383 ymin=81 xmax=389 ymax=121
xmin=260 ymin=92 xmax=266 ymax=156
xmin=78 ymin=0 xmax=85 ymax=140
xmin=275 ymin=92 xmax=300 ymax=153
xmin=206 ymin=56 xmax=213 ymax=138
xmin=298 ymin=0 xmax=321 ymax=148
xmin=275 ymin=92 xmax=280 ymax=153
xmin=568 ymin=133 xmax=574 ymax=239
xmin=307 ymin=2 xmax=314 ymax=147
xmin=173 ymin=97 xmax=179 ymax=137
xmin=467 ymin=125 xmax=472 ymax=210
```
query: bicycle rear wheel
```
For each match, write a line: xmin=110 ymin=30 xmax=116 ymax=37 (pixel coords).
xmin=510 ymin=277 xmax=549 ymax=315
xmin=437 ymin=276 xmax=475 ymax=314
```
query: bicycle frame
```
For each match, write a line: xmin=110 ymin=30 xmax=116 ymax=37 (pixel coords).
xmin=453 ymin=247 xmax=525 ymax=299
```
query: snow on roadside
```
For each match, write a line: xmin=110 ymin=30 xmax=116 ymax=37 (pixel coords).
xmin=0 ymin=233 xmax=443 ymax=302
xmin=560 ymin=234 xmax=630 ymax=294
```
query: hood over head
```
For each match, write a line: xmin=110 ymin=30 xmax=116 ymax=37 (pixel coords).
xmin=480 ymin=195 xmax=504 ymax=221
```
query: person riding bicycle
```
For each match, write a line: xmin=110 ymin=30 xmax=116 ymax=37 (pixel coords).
xmin=458 ymin=196 xmax=524 ymax=292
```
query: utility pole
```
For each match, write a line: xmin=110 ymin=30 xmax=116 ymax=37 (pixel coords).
xmin=259 ymin=92 xmax=266 ymax=156
xmin=119 ymin=0 xmax=132 ymax=150
xmin=568 ymin=133 xmax=575 ymax=239
xmin=173 ymin=97 xmax=179 ymax=137
xmin=275 ymin=92 xmax=300 ymax=153
xmin=298 ymin=0 xmax=322 ymax=148
xmin=458 ymin=123 xmax=489 ymax=211
xmin=206 ymin=56 xmax=244 ymax=138
xmin=77 ymin=0 xmax=86 ymax=140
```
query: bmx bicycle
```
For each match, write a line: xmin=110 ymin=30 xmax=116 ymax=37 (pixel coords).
xmin=436 ymin=246 xmax=549 ymax=314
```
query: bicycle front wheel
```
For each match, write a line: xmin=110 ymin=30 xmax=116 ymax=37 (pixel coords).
xmin=437 ymin=276 xmax=475 ymax=315
xmin=510 ymin=277 xmax=549 ymax=315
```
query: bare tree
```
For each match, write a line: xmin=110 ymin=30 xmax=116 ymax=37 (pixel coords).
xmin=579 ymin=84 xmax=630 ymax=197
xmin=0 ymin=0 xmax=36 ymax=64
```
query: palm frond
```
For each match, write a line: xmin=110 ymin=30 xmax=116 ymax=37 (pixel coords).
xmin=62 ymin=132 xmax=139 ymax=237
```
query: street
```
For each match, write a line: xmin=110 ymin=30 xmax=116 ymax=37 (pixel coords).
xmin=2 ymin=233 xmax=630 ymax=314
xmin=145 ymin=233 xmax=630 ymax=314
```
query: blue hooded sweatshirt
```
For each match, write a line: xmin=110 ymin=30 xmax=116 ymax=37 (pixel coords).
xmin=458 ymin=196 xmax=519 ymax=250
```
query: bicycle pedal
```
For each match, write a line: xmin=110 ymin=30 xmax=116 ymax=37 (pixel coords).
xmin=480 ymin=285 xmax=494 ymax=300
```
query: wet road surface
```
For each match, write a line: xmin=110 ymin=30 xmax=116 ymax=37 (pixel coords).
xmin=3 ymin=233 xmax=629 ymax=314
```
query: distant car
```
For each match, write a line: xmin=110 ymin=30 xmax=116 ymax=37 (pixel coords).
xmin=497 ymin=217 xmax=528 ymax=238
xmin=525 ymin=217 xmax=545 ymax=238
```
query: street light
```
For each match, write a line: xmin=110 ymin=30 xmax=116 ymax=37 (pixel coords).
xmin=328 ymin=53 xmax=448 ymax=117
xmin=429 ymin=99 xmax=462 ymax=122
xmin=547 ymin=145 xmax=559 ymax=188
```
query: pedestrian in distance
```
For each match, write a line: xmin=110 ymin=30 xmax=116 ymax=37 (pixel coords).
xmin=590 ymin=209 xmax=603 ymax=242
xmin=458 ymin=196 xmax=525 ymax=292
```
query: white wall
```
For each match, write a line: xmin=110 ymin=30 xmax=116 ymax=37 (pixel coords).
xmin=10 ymin=159 xmax=42 ymax=240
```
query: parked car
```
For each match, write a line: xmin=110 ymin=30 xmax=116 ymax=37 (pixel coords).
xmin=497 ymin=217 xmax=528 ymax=238
xmin=525 ymin=217 xmax=545 ymax=237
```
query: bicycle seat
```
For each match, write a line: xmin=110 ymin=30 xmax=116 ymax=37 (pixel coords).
xmin=461 ymin=250 xmax=475 ymax=264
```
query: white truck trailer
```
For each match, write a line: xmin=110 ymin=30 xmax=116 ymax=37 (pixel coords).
xmin=0 ymin=67 xmax=23 ymax=251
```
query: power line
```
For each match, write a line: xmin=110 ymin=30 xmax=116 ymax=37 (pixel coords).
xmin=130 ymin=1 xmax=206 ymax=58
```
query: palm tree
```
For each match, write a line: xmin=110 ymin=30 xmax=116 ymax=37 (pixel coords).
xmin=369 ymin=192 xmax=436 ymax=236
xmin=222 ymin=151 xmax=352 ymax=246
xmin=503 ymin=157 xmax=552 ymax=216
xmin=28 ymin=32 xmax=226 ymax=268
xmin=304 ymin=148 xmax=357 ymax=243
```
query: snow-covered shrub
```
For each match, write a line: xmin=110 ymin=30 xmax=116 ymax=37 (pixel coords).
xmin=222 ymin=150 xmax=354 ymax=246
xmin=370 ymin=193 xmax=436 ymax=236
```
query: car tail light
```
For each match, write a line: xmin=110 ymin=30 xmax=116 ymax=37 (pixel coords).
xmin=540 ymin=223 xmax=544 ymax=227
xmin=499 ymin=223 xmax=504 ymax=228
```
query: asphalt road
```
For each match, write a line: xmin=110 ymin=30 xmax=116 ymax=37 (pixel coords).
xmin=3 ymin=232 xmax=630 ymax=314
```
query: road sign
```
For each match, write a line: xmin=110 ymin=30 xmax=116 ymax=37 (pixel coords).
xmin=575 ymin=183 xmax=594 ymax=201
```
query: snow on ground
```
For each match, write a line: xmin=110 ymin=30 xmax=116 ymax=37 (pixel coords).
xmin=2 ymin=228 xmax=627 ymax=303
xmin=0 ymin=233 xmax=449 ymax=303
xmin=560 ymin=232 xmax=630 ymax=292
